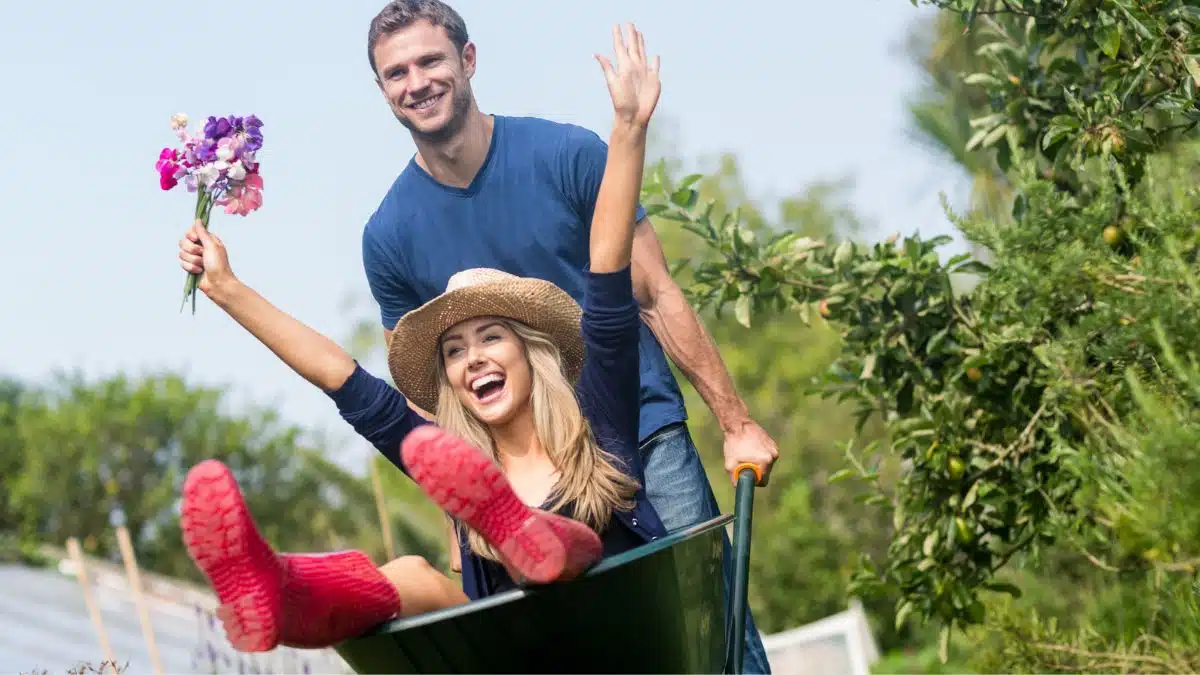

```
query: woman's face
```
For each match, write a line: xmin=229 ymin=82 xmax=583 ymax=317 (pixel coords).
xmin=440 ymin=316 xmax=532 ymax=427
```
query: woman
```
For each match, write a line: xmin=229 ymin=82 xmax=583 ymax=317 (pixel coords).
xmin=176 ymin=24 xmax=666 ymax=653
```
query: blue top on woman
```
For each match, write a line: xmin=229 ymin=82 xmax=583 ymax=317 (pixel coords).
xmin=324 ymin=265 xmax=668 ymax=600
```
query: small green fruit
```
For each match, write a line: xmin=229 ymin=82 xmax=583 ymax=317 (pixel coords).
xmin=1103 ymin=225 xmax=1124 ymax=247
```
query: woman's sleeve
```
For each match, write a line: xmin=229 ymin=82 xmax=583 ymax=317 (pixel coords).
xmin=575 ymin=266 xmax=643 ymax=476
xmin=326 ymin=361 xmax=431 ymax=474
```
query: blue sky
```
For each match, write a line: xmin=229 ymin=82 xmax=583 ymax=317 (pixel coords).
xmin=0 ymin=0 xmax=966 ymax=466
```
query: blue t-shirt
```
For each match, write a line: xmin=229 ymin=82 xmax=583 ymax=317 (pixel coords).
xmin=361 ymin=114 xmax=687 ymax=441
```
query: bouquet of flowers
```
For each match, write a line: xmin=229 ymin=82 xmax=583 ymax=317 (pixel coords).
xmin=156 ymin=113 xmax=265 ymax=313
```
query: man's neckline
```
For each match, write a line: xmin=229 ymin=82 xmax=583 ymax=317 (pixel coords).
xmin=408 ymin=115 xmax=501 ymax=198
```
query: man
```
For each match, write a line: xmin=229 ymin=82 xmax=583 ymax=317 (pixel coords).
xmin=359 ymin=2 xmax=778 ymax=671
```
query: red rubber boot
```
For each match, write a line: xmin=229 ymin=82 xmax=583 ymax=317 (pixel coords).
xmin=400 ymin=426 xmax=602 ymax=584
xmin=181 ymin=460 xmax=400 ymax=651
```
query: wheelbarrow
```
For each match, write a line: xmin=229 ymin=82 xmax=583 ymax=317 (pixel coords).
xmin=333 ymin=464 xmax=764 ymax=674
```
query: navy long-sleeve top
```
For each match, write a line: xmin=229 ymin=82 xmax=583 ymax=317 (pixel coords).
xmin=325 ymin=265 xmax=668 ymax=600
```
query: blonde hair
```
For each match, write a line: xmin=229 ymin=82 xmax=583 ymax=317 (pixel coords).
xmin=435 ymin=318 xmax=639 ymax=562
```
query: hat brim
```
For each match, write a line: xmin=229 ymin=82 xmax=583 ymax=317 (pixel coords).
xmin=386 ymin=278 xmax=584 ymax=414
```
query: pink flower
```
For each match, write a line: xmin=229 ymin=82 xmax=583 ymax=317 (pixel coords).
xmin=156 ymin=148 xmax=180 ymax=191
xmin=155 ymin=148 xmax=178 ymax=172
xmin=219 ymin=173 xmax=264 ymax=215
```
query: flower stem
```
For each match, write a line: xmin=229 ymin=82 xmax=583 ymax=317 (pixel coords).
xmin=181 ymin=188 xmax=213 ymax=314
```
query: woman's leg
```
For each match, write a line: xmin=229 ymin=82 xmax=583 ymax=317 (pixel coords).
xmin=379 ymin=556 xmax=469 ymax=616
xmin=182 ymin=460 xmax=419 ymax=652
xmin=400 ymin=426 xmax=604 ymax=583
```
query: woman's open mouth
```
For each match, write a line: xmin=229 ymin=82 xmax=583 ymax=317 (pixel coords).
xmin=470 ymin=372 xmax=507 ymax=404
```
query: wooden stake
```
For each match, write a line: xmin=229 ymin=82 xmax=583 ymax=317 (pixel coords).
xmin=370 ymin=456 xmax=395 ymax=559
xmin=66 ymin=537 xmax=116 ymax=665
xmin=115 ymin=526 xmax=164 ymax=675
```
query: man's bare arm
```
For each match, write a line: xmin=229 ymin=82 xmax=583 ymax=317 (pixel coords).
xmin=629 ymin=218 xmax=779 ymax=483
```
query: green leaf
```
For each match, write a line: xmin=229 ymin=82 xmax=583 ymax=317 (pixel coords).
xmin=643 ymin=203 xmax=668 ymax=218
xmin=860 ymin=353 xmax=878 ymax=380
xmin=981 ymin=123 xmax=1010 ymax=149
xmin=1096 ymin=23 xmax=1121 ymax=59
xmin=828 ymin=468 xmax=856 ymax=484
xmin=963 ymin=72 xmax=1002 ymax=87
xmin=656 ymin=211 xmax=692 ymax=223
xmin=983 ymin=582 xmax=1023 ymax=598
xmin=927 ymin=327 xmax=951 ymax=355
xmin=895 ymin=600 xmax=915 ymax=631
xmin=1184 ymin=56 xmax=1200 ymax=90
xmin=734 ymin=294 xmax=752 ymax=328
xmin=1041 ymin=124 xmax=1080 ymax=150
xmin=962 ymin=480 xmax=980 ymax=510
xmin=953 ymin=260 xmax=993 ymax=276
xmin=670 ymin=188 xmax=698 ymax=209
xmin=939 ymin=624 xmax=951 ymax=664
xmin=1114 ymin=3 xmax=1153 ymax=40
xmin=833 ymin=240 xmax=854 ymax=266
xmin=964 ymin=127 xmax=989 ymax=154
xmin=969 ymin=112 xmax=1007 ymax=129
xmin=923 ymin=530 xmax=939 ymax=557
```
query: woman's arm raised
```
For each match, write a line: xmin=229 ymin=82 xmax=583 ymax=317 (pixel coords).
xmin=589 ymin=24 xmax=661 ymax=274
xmin=179 ymin=222 xmax=356 ymax=392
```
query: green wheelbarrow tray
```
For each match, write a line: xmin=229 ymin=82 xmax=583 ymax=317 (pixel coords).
xmin=334 ymin=467 xmax=761 ymax=674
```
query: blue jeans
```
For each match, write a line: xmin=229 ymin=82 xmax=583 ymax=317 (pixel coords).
xmin=640 ymin=422 xmax=772 ymax=674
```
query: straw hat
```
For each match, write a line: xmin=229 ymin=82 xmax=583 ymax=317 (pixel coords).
xmin=387 ymin=268 xmax=585 ymax=414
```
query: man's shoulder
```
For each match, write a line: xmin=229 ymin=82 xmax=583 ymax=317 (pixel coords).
xmin=363 ymin=163 xmax=424 ymax=241
xmin=498 ymin=115 xmax=603 ymax=151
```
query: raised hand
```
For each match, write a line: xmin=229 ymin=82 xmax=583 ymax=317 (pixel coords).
xmin=178 ymin=220 xmax=236 ymax=297
xmin=594 ymin=23 xmax=661 ymax=129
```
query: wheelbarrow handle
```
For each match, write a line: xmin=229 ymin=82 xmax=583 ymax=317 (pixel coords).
xmin=727 ymin=463 xmax=761 ymax=674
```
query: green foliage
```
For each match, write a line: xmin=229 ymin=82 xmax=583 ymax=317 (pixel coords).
xmin=917 ymin=0 xmax=1200 ymax=186
xmin=905 ymin=10 xmax=1015 ymax=222
xmin=641 ymin=155 xmax=923 ymax=651
xmin=1 ymin=371 xmax=440 ymax=580
xmin=645 ymin=2 xmax=1200 ymax=668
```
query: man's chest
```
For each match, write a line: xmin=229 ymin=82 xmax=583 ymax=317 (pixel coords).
xmin=393 ymin=186 xmax=590 ymax=301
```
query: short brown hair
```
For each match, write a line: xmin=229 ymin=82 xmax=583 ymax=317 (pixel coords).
xmin=367 ymin=0 xmax=470 ymax=76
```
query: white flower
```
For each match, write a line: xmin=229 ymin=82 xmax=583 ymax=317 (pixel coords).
xmin=195 ymin=164 xmax=220 ymax=189
xmin=216 ymin=144 xmax=235 ymax=162
xmin=170 ymin=113 xmax=189 ymax=131
xmin=227 ymin=161 xmax=247 ymax=181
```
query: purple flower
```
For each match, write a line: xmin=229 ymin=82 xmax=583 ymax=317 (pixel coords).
xmin=194 ymin=139 xmax=218 ymax=163
xmin=237 ymin=115 xmax=264 ymax=152
xmin=204 ymin=115 xmax=233 ymax=140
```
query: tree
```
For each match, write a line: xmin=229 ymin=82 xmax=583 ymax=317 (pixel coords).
xmin=5 ymin=371 xmax=440 ymax=580
xmin=643 ymin=1 xmax=1200 ymax=668
xmin=905 ymin=10 xmax=1015 ymax=223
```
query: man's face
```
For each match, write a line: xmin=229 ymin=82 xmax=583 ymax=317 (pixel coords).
xmin=373 ymin=20 xmax=475 ymax=142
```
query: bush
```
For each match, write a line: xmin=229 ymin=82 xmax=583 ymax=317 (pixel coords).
xmin=644 ymin=1 xmax=1200 ymax=667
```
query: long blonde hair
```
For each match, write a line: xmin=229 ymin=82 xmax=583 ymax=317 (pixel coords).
xmin=435 ymin=318 xmax=639 ymax=562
